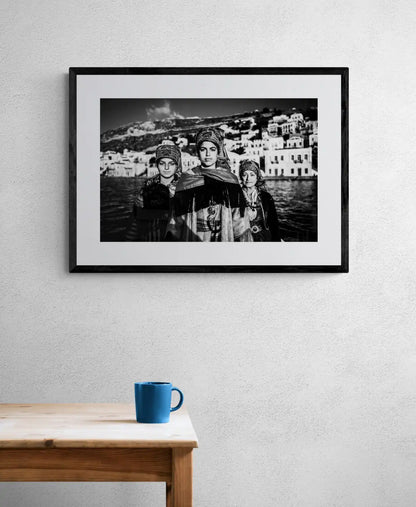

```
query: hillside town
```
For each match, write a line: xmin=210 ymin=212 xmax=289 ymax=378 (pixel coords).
xmin=100 ymin=111 xmax=318 ymax=179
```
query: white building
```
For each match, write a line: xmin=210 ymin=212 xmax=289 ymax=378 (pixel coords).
xmin=305 ymin=120 xmax=318 ymax=133
xmin=280 ymin=120 xmax=298 ymax=135
xmin=105 ymin=161 xmax=135 ymax=177
xmin=241 ymin=133 xmax=255 ymax=144
xmin=100 ymin=150 xmax=151 ymax=177
xmin=224 ymin=138 xmax=237 ymax=152
xmin=228 ymin=151 xmax=244 ymax=176
xmin=268 ymin=114 xmax=289 ymax=134
xmin=262 ymin=131 xmax=284 ymax=151
xmin=253 ymin=139 xmax=264 ymax=150
xmin=309 ymin=133 xmax=318 ymax=146
xmin=268 ymin=115 xmax=288 ymax=137
xmin=268 ymin=122 xmax=279 ymax=136
xmin=100 ymin=151 xmax=121 ymax=169
xmin=290 ymin=112 xmax=304 ymax=124
xmin=176 ymin=137 xmax=189 ymax=148
xmin=268 ymin=137 xmax=284 ymax=150
xmin=135 ymin=152 xmax=152 ymax=176
xmin=245 ymin=139 xmax=264 ymax=159
xmin=233 ymin=138 xmax=254 ymax=150
xmin=241 ymin=150 xmax=261 ymax=166
xmin=121 ymin=148 xmax=140 ymax=163
xmin=181 ymin=151 xmax=199 ymax=173
xmin=286 ymin=135 xmax=304 ymax=149
xmin=264 ymin=146 xmax=313 ymax=177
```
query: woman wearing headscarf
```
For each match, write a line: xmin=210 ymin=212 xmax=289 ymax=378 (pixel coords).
xmin=125 ymin=143 xmax=182 ymax=241
xmin=166 ymin=127 xmax=252 ymax=242
xmin=239 ymin=159 xmax=282 ymax=241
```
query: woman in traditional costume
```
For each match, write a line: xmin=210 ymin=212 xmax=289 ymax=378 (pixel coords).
xmin=239 ymin=159 xmax=282 ymax=241
xmin=125 ymin=143 xmax=181 ymax=241
xmin=166 ymin=127 xmax=252 ymax=242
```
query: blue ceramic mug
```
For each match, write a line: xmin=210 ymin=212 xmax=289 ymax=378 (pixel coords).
xmin=134 ymin=382 xmax=184 ymax=423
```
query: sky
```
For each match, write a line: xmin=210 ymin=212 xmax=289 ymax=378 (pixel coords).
xmin=100 ymin=98 xmax=317 ymax=133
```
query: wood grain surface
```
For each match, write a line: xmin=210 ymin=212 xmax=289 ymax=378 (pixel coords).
xmin=0 ymin=404 xmax=198 ymax=449
xmin=0 ymin=448 xmax=171 ymax=481
xmin=171 ymin=448 xmax=193 ymax=507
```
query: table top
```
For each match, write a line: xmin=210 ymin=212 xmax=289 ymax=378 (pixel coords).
xmin=0 ymin=404 xmax=198 ymax=449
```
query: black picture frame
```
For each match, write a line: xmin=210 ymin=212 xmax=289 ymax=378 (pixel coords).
xmin=69 ymin=67 xmax=348 ymax=273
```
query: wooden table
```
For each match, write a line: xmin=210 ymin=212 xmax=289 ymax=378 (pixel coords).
xmin=0 ymin=404 xmax=198 ymax=507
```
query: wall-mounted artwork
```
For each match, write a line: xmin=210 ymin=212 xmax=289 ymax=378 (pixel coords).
xmin=69 ymin=68 xmax=348 ymax=272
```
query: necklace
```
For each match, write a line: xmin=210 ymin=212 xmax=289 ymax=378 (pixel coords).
xmin=243 ymin=188 xmax=258 ymax=220
xmin=207 ymin=199 xmax=221 ymax=233
xmin=207 ymin=198 xmax=217 ymax=216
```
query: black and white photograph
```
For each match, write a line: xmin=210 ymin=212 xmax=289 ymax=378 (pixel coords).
xmin=70 ymin=68 xmax=347 ymax=272
xmin=100 ymin=99 xmax=318 ymax=243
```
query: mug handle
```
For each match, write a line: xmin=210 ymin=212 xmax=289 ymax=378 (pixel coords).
xmin=170 ymin=387 xmax=184 ymax=412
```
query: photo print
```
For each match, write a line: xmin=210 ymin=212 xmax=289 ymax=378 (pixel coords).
xmin=100 ymin=98 xmax=318 ymax=243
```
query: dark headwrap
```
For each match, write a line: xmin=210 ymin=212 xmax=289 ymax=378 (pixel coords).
xmin=239 ymin=159 xmax=265 ymax=188
xmin=155 ymin=143 xmax=182 ymax=171
xmin=195 ymin=127 xmax=230 ymax=170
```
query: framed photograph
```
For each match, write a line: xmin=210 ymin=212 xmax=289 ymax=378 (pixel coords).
xmin=69 ymin=67 xmax=348 ymax=272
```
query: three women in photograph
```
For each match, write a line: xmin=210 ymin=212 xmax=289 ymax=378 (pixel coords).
xmin=126 ymin=127 xmax=281 ymax=242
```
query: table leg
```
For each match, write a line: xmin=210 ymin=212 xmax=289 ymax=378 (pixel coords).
xmin=167 ymin=448 xmax=192 ymax=507
xmin=166 ymin=481 xmax=172 ymax=507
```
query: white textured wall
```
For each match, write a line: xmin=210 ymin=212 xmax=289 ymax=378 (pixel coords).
xmin=1 ymin=1 xmax=416 ymax=506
